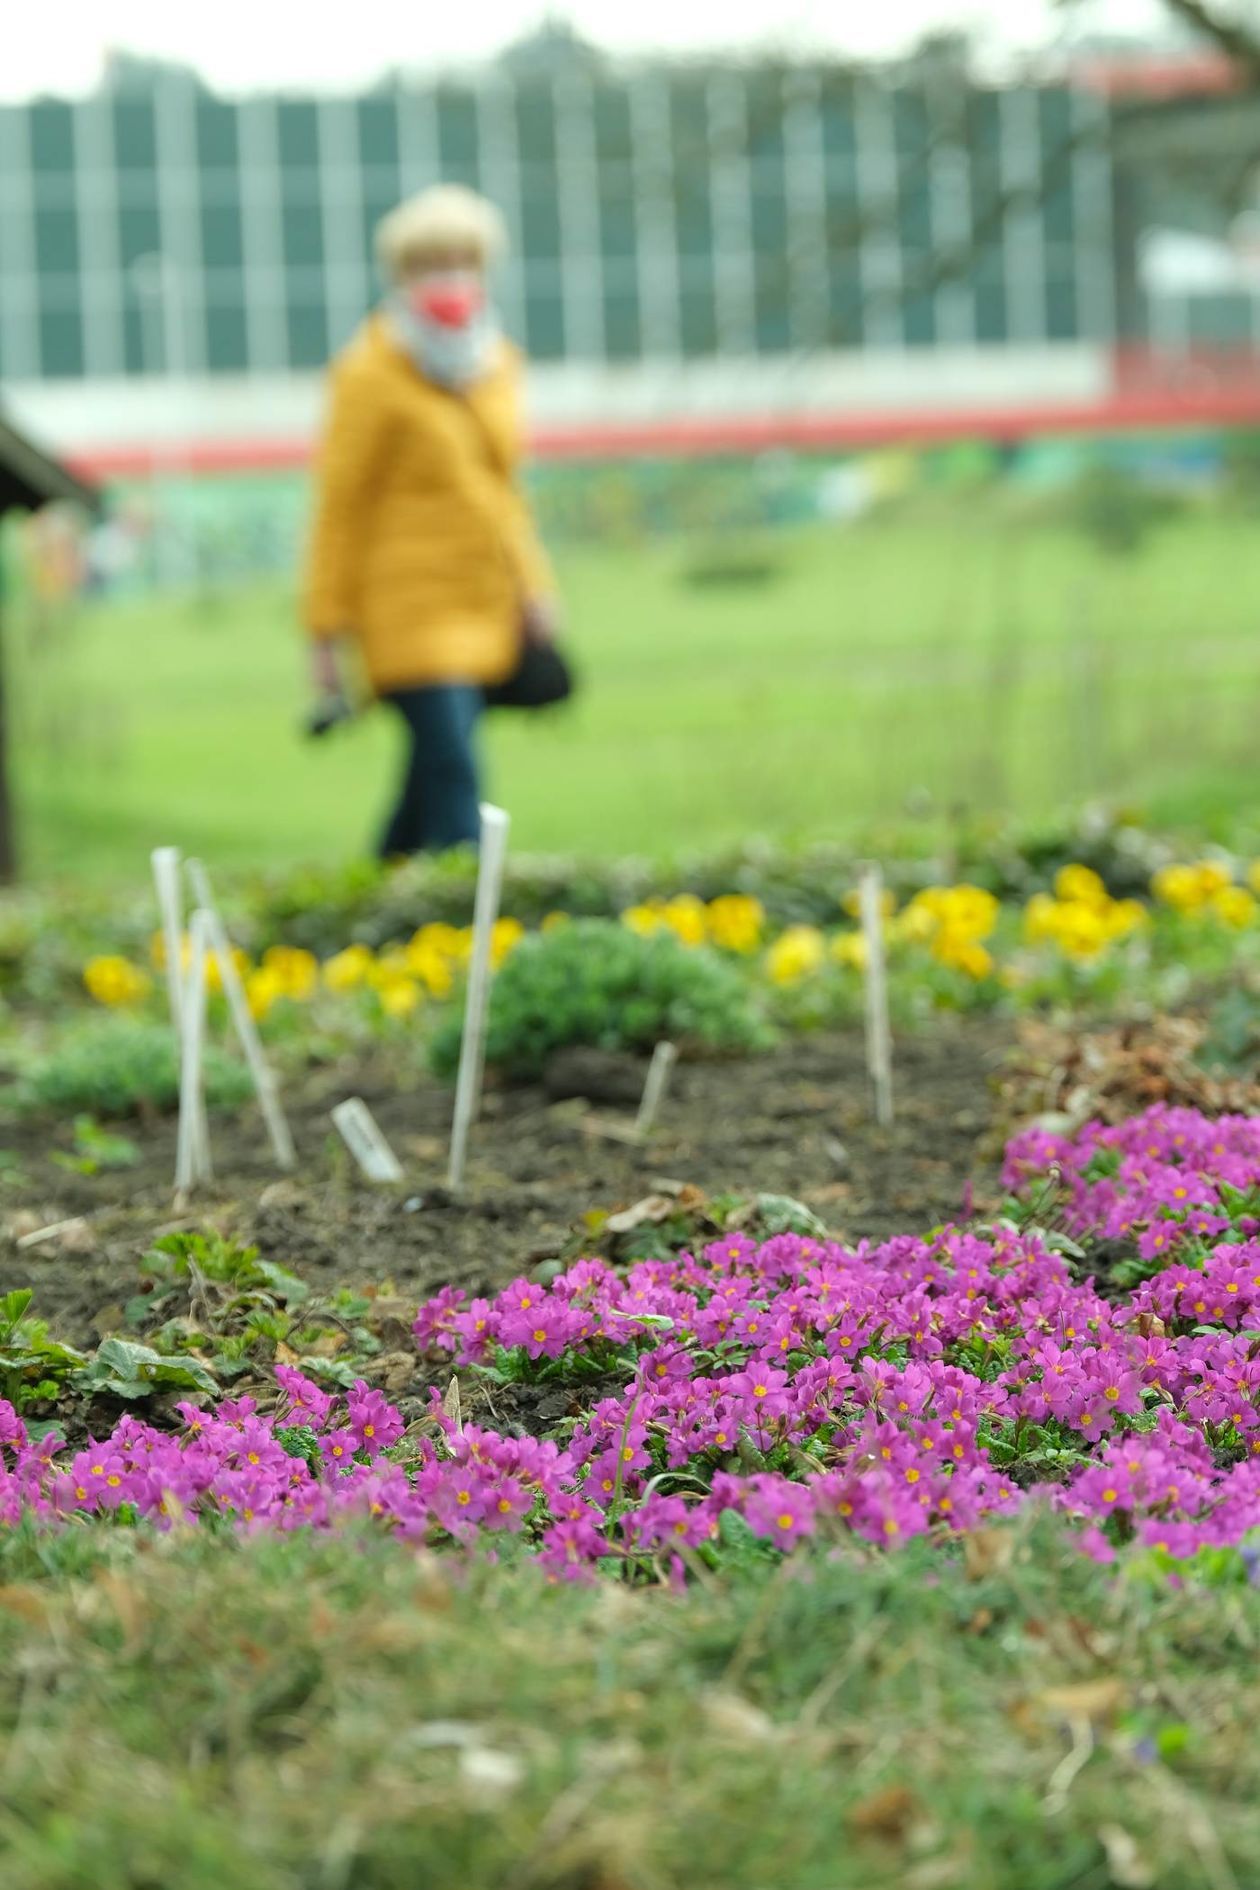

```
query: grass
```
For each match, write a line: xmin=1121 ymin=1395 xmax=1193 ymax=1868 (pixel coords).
xmin=0 ymin=1513 xmax=1257 ymax=1888
xmin=13 ymin=500 xmax=1260 ymax=886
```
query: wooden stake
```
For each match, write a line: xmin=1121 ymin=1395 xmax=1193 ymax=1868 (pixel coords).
xmin=858 ymin=863 xmax=894 ymax=1129
xmin=447 ymin=803 xmax=510 ymax=1193
xmin=185 ymin=858 xmax=295 ymax=1170
xmin=635 ymin=1041 xmax=677 ymax=1141
xmin=154 ymin=845 xmax=209 ymax=1177
xmin=151 ymin=846 xmax=185 ymax=1035
xmin=174 ymin=907 xmax=213 ymax=1196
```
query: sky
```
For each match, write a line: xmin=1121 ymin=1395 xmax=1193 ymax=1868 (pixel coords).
xmin=1 ymin=0 xmax=1176 ymax=101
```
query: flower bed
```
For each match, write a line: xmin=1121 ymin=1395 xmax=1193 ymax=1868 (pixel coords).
xmin=8 ymin=1102 xmax=1260 ymax=1582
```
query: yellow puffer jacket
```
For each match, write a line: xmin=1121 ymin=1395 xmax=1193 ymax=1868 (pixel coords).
xmin=303 ymin=313 xmax=552 ymax=694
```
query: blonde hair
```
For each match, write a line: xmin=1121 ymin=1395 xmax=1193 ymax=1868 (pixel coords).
xmin=376 ymin=184 xmax=507 ymax=276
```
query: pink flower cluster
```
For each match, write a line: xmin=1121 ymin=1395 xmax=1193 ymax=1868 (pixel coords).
xmin=8 ymin=1104 xmax=1260 ymax=1577
xmin=1004 ymin=1105 xmax=1260 ymax=1260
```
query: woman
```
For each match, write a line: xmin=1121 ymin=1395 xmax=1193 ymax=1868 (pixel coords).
xmin=303 ymin=184 xmax=557 ymax=856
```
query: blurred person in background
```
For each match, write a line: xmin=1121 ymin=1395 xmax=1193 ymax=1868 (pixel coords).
xmin=302 ymin=184 xmax=559 ymax=857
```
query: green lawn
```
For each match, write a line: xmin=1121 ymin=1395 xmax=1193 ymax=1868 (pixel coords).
xmin=12 ymin=504 xmax=1260 ymax=884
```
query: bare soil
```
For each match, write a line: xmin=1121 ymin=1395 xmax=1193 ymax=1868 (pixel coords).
xmin=0 ymin=1021 xmax=1010 ymax=1352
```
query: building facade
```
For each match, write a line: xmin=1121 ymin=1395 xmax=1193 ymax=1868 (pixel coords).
xmin=0 ymin=57 xmax=1116 ymax=385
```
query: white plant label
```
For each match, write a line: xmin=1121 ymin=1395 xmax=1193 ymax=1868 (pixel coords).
xmin=447 ymin=803 xmax=511 ymax=1192
xmin=332 ymin=1098 xmax=404 ymax=1183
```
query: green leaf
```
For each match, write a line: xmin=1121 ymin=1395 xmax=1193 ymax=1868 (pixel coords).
xmin=72 ymin=1338 xmax=219 ymax=1402
xmin=0 ymin=1288 xmax=33 ymax=1337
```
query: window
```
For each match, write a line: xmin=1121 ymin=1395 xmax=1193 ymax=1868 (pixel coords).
xmin=525 ymin=282 xmax=565 ymax=359
xmin=1046 ymin=277 xmax=1078 ymax=339
xmin=113 ymin=96 xmax=157 ymax=173
xmin=436 ymin=88 xmax=480 ymax=183
xmin=277 ymin=99 xmax=320 ymax=169
xmin=39 ymin=307 xmax=83 ymax=377
xmin=29 ymin=100 xmax=74 ymax=173
xmin=196 ymin=97 xmax=239 ymax=169
xmin=119 ymin=202 xmax=161 ymax=271
xmin=358 ymin=95 xmax=399 ymax=170
xmin=603 ymin=290 xmax=641 ymax=359
xmin=592 ymin=85 xmax=633 ymax=164
xmin=286 ymin=299 xmax=329 ymax=367
xmin=201 ymin=200 xmax=244 ymax=272
xmin=33 ymin=204 xmax=78 ymax=274
xmin=204 ymin=287 xmax=249 ymax=371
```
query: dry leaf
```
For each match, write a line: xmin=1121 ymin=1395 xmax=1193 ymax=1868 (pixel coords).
xmin=1036 ymin=1678 xmax=1127 ymax=1727
xmin=1098 ymin=1825 xmax=1155 ymax=1889
xmin=848 ymin=1784 xmax=918 ymax=1841
xmin=0 ymin=1583 xmax=50 ymax=1625
xmin=700 ymin=1689 xmax=776 ymax=1744
xmin=605 ymin=1195 xmax=677 ymax=1235
xmin=962 ymin=1528 xmax=1017 ymax=1580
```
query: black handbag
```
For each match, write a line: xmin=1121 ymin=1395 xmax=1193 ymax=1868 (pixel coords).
xmin=483 ymin=637 xmax=576 ymax=711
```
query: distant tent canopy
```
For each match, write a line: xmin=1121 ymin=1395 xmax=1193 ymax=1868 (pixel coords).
xmin=0 ymin=411 xmax=99 ymax=884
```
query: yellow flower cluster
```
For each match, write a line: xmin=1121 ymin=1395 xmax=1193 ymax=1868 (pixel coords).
xmin=83 ymin=955 xmax=152 ymax=1007
xmin=1024 ymin=865 xmax=1148 ymax=962
xmin=894 ymin=884 xmax=999 ymax=981
xmin=1152 ymin=860 xmax=1257 ymax=928
xmin=622 ymin=892 xmax=766 ymax=954
xmin=765 ymin=925 xmax=827 ymax=985
xmin=93 ymin=916 xmax=530 ymax=1025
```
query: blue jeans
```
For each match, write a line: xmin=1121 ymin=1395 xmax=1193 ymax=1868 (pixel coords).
xmin=379 ymin=684 xmax=482 ymax=857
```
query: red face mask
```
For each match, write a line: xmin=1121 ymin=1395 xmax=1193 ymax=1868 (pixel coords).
xmin=409 ymin=272 xmax=485 ymax=331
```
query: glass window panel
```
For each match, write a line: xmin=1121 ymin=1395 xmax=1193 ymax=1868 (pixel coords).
xmin=118 ymin=201 xmax=161 ymax=269
xmin=358 ymin=95 xmax=400 ymax=169
xmin=592 ymin=85 xmax=633 ymax=163
xmin=201 ymin=201 xmax=244 ymax=271
xmin=750 ymin=170 xmax=788 ymax=255
xmin=515 ymin=82 xmax=556 ymax=163
xmin=287 ymin=299 xmax=328 ymax=367
xmin=598 ymin=181 xmax=637 ymax=261
xmin=33 ymin=204 xmax=78 ymax=273
xmin=827 ymin=263 xmax=864 ymax=346
xmin=899 ymin=178 xmax=933 ymax=250
xmin=1046 ymin=277 xmax=1077 ymax=339
xmin=603 ymin=291 xmax=640 ymax=359
xmin=282 ymin=202 xmax=324 ymax=268
xmin=902 ymin=294 xmax=936 ymax=346
xmin=974 ymin=281 xmax=1007 ymax=342
xmin=39 ymin=307 xmax=83 ymax=376
xmin=205 ymin=296 xmax=249 ymax=371
xmin=525 ymin=288 xmax=565 ymax=359
xmin=680 ymin=284 xmax=718 ymax=355
xmin=744 ymin=69 xmax=787 ymax=160
xmin=113 ymin=96 xmax=157 ymax=171
xmin=196 ymin=96 xmax=239 ymax=168
xmin=277 ymin=99 xmax=320 ymax=168
xmin=893 ymin=88 xmax=930 ymax=157
xmin=29 ymin=100 xmax=74 ymax=172
xmin=820 ymin=75 xmax=855 ymax=156
xmin=520 ymin=182 xmax=562 ymax=260
xmin=754 ymin=285 xmax=792 ymax=352
xmin=436 ymin=89 xmax=479 ymax=171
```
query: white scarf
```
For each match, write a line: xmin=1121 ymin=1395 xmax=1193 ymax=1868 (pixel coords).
xmin=388 ymin=290 xmax=500 ymax=391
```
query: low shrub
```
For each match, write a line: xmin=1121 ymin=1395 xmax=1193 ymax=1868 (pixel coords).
xmin=428 ymin=918 xmax=774 ymax=1080
xmin=14 ymin=1018 xmax=253 ymax=1119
